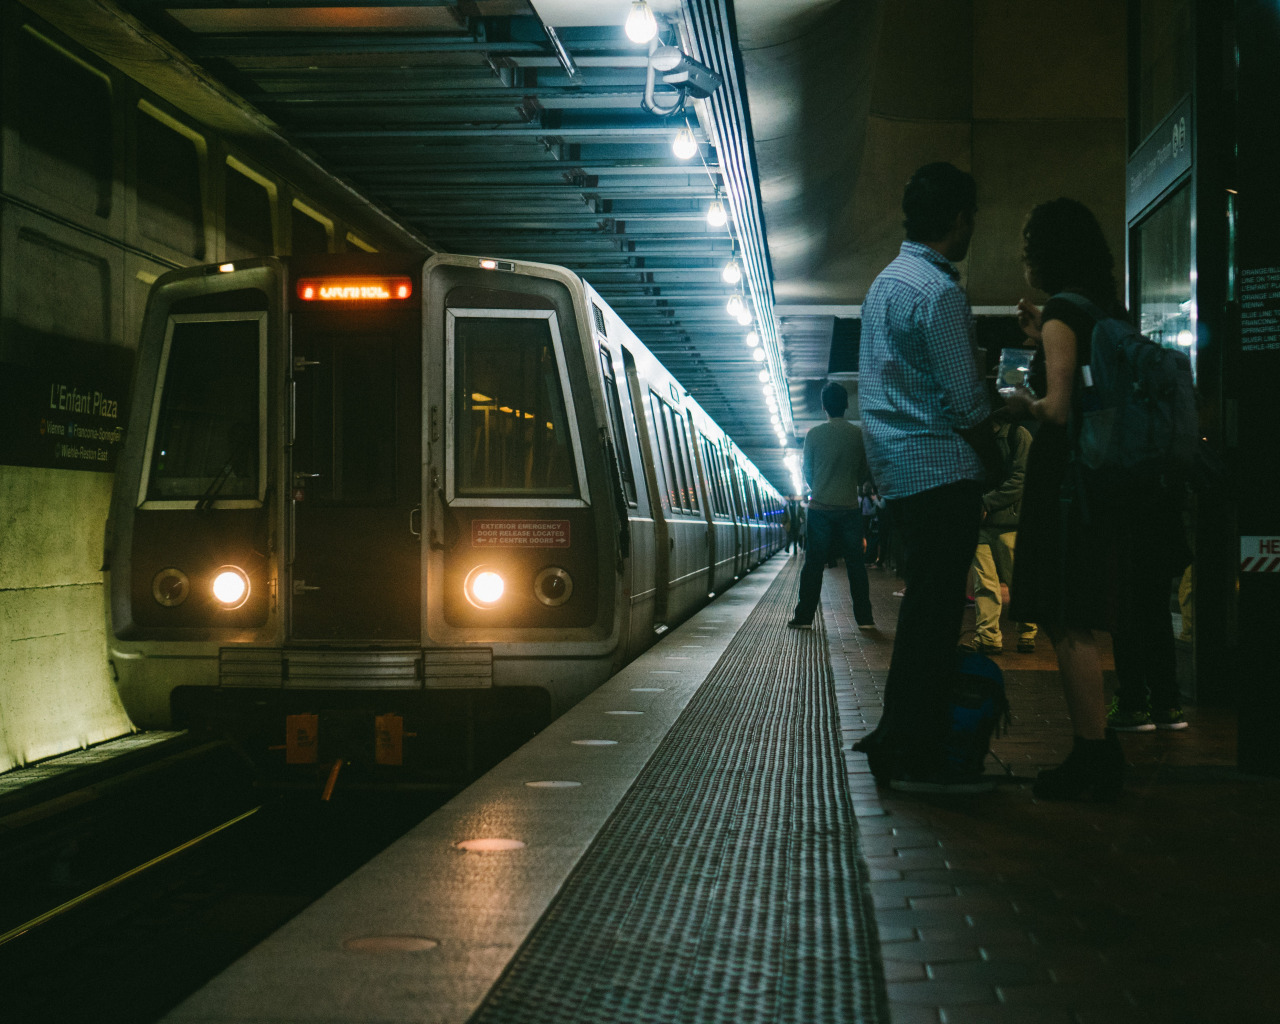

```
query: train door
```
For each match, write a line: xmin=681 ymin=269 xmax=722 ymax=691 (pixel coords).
xmin=287 ymin=271 xmax=422 ymax=641
xmin=621 ymin=350 xmax=670 ymax=628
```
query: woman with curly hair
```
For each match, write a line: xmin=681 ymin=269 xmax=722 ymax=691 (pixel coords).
xmin=1003 ymin=197 xmax=1127 ymax=801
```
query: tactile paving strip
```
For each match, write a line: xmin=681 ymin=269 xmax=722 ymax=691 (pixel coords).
xmin=469 ymin=561 xmax=888 ymax=1024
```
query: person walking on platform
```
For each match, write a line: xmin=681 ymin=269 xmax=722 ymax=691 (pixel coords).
xmin=852 ymin=161 xmax=992 ymax=794
xmin=1003 ymin=197 xmax=1132 ymax=801
xmin=961 ymin=408 xmax=1038 ymax=655
xmin=787 ymin=381 xmax=875 ymax=631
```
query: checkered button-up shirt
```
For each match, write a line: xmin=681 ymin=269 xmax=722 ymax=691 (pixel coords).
xmin=858 ymin=241 xmax=990 ymax=500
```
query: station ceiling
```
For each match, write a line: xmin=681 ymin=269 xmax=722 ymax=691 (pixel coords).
xmin=32 ymin=0 xmax=1129 ymax=494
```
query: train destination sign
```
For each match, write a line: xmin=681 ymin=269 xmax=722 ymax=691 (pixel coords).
xmin=471 ymin=519 xmax=571 ymax=548
xmin=296 ymin=276 xmax=413 ymax=301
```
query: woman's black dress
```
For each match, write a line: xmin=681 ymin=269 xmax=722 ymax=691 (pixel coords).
xmin=1009 ymin=295 xmax=1120 ymax=631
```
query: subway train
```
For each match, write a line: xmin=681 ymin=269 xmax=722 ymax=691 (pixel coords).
xmin=104 ymin=252 xmax=784 ymax=780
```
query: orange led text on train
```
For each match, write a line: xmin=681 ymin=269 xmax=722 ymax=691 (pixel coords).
xmin=297 ymin=277 xmax=412 ymax=301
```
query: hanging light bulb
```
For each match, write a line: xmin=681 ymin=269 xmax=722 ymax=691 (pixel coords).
xmin=625 ymin=1 xmax=659 ymax=44
xmin=770 ymin=413 xmax=780 ymax=425
xmin=758 ymin=369 xmax=770 ymax=383
xmin=752 ymin=348 xmax=765 ymax=362
xmin=706 ymin=197 xmax=727 ymax=228
xmin=735 ymin=306 xmax=753 ymax=326
xmin=672 ymin=126 xmax=697 ymax=160
xmin=745 ymin=330 xmax=759 ymax=348
xmin=761 ymin=384 xmax=774 ymax=397
xmin=722 ymin=259 xmax=741 ymax=285
xmin=726 ymin=294 xmax=744 ymax=318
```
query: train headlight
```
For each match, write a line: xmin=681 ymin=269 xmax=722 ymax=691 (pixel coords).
xmin=534 ymin=567 xmax=573 ymax=607
xmin=152 ymin=568 xmax=190 ymax=607
xmin=465 ymin=567 xmax=505 ymax=608
xmin=211 ymin=566 xmax=251 ymax=609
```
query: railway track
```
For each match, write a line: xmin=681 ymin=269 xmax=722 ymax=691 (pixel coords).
xmin=0 ymin=740 xmax=449 ymax=1024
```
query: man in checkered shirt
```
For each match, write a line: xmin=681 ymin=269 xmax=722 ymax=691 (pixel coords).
xmin=853 ymin=162 xmax=993 ymax=794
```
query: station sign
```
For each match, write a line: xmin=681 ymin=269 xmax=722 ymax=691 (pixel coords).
xmin=0 ymin=337 xmax=132 ymax=473
xmin=1240 ymin=536 xmax=1280 ymax=573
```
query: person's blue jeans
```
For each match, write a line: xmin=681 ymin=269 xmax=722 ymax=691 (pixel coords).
xmin=793 ymin=507 xmax=874 ymax=626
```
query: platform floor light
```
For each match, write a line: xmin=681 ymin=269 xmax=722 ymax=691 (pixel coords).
xmin=626 ymin=1 xmax=658 ymax=44
xmin=672 ymin=125 xmax=697 ymax=159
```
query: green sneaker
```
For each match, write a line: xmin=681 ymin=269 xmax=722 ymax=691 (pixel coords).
xmin=1152 ymin=708 xmax=1189 ymax=730
xmin=1107 ymin=707 xmax=1155 ymax=732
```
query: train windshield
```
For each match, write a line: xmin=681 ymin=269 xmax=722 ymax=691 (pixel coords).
xmin=452 ymin=311 xmax=577 ymax=497
xmin=145 ymin=313 xmax=263 ymax=502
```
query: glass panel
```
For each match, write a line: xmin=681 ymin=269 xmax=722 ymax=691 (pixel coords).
xmin=599 ymin=350 xmax=636 ymax=506
xmin=1135 ymin=183 xmax=1195 ymax=377
xmin=672 ymin=414 xmax=699 ymax=512
xmin=137 ymin=112 xmax=204 ymax=258
xmin=648 ymin=392 xmax=677 ymax=513
xmin=291 ymin=206 xmax=330 ymax=255
xmin=298 ymin=336 xmax=397 ymax=505
xmin=225 ymin=166 xmax=275 ymax=259
xmin=455 ymin=315 xmax=576 ymax=497
xmin=1137 ymin=0 xmax=1192 ymax=146
xmin=148 ymin=318 xmax=259 ymax=500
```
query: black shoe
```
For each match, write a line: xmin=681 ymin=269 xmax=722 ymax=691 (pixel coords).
xmin=1033 ymin=734 xmax=1124 ymax=801
xmin=786 ymin=618 xmax=813 ymax=630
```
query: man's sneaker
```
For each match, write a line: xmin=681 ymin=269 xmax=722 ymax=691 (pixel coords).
xmin=1107 ymin=707 xmax=1156 ymax=732
xmin=1016 ymin=638 xmax=1036 ymax=653
xmin=890 ymin=771 xmax=997 ymax=794
xmin=959 ymin=638 xmax=1002 ymax=655
xmin=786 ymin=618 xmax=813 ymax=630
xmin=1152 ymin=707 xmax=1189 ymax=730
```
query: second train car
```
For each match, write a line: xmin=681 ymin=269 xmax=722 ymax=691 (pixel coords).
xmin=104 ymin=253 xmax=784 ymax=780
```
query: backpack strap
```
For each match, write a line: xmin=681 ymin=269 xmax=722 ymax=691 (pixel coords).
xmin=1054 ymin=290 xmax=1109 ymax=324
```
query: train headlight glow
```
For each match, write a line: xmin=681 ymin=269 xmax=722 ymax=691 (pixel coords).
xmin=211 ymin=566 xmax=251 ymax=609
xmin=466 ymin=568 xmax=505 ymax=608
xmin=152 ymin=568 xmax=190 ymax=607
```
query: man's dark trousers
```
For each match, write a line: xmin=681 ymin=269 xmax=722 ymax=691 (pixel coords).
xmin=793 ymin=507 xmax=874 ymax=626
xmin=864 ymin=479 xmax=982 ymax=776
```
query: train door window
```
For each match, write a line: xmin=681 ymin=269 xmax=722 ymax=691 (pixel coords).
xmin=16 ymin=28 xmax=112 ymax=218
xmin=598 ymin=349 xmax=637 ymax=506
xmin=136 ymin=102 xmax=206 ymax=259
xmin=291 ymin=201 xmax=332 ymax=255
xmin=647 ymin=391 xmax=679 ymax=513
xmin=142 ymin=312 xmax=265 ymax=505
xmin=702 ymin=437 xmax=728 ymax=518
xmin=449 ymin=309 xmax=583 ymax=500
xmin=295 ymin=334 xmax=398 ymax=505
xmin=659 ymin=399 xmax=692 ymax=513
xmin=672 ymin=414 xmax=700 ymax=513
xmin=224 ymin=158 xmax=276 ymax=259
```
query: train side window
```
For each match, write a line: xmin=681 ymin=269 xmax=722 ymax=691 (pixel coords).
xmin=672 ymin=414 xmax=699 ymax=513
xmin=16 ymin=28 xmax=112 ymax=218
xmin=598 ymin=350 xmax=637 ymax=506
xmin=647 ymin=391 xmax=679 ymax=514
xmin=224 ymin=158 xmax=276 ymax=259
xmin=451 ymin=311 xmax=579 ymax=498
xmin=659 ymin=400 xmax=691 ymax=513
xmin=144 ymin=313 xmax=264 ymax=503
xmin=291 ymin=201 xmax=332 ymax=255
xmin=137 ymin=103 xmax=205 ymax=259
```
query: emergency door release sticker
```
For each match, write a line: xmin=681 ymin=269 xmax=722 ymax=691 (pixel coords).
xmin=1240 ymin=536 xmax=1280 ymax=573
xmin=472 ymin=519 xmax=571 ymax=548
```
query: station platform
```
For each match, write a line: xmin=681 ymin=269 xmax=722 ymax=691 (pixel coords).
xmin=158 ymin=554 xmax=1279 ymax=1024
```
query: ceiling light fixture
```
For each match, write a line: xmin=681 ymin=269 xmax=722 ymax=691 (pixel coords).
xmin=752 ymin=348 xmax=765 ymax=362
xmin=722 ymin=259 xmax=741 ymax=285
xmin=735 ymin=306 xmax=753 ymax=326
xmin=745 ymin=330 xmax=759 ymax=347
xmin=672 ymin=125 xmax=697 ymax=160
xmin=758 ymin=369 xmax=770 ymax=383
xmin=706 ymin=194 xmax=727 ymax=228
xmin=625 ymin=0 xmax=659 ymax=44
xmin=726 ymin=294 xmax=744 ymax=318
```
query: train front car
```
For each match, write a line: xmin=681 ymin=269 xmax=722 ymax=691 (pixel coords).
xmin=106 ymin=254 xmax=623 ymax=783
